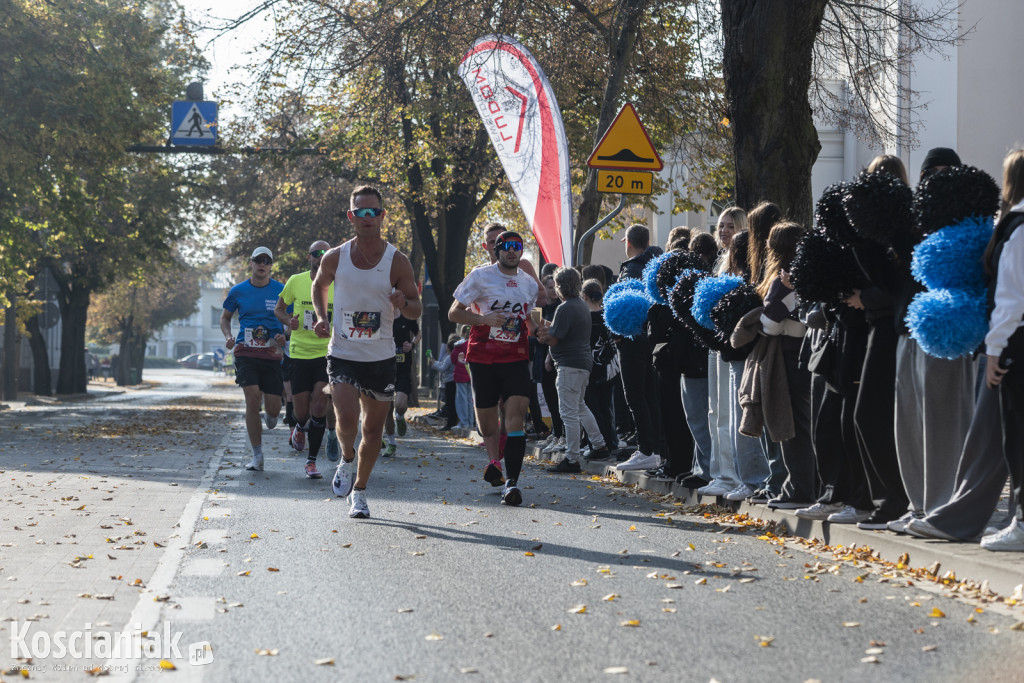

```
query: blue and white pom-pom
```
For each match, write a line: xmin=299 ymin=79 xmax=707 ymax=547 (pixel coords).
xmin=906 ymin=288 xmax=989 ymax=359
xmin=642 ymin=252 xmax=674 ymax=305
xmin=691 ymin=274 xmax=744 ymax=331
xmin=603 ymin=284 xmax=652 ymax=339
xmin=605 ymin=278 xmax=646 ymax=299
xmin=911 ymin=216 xmax=993 ymax=291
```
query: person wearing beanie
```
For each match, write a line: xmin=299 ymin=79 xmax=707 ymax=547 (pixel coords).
xmin=920 ymin=147 xmax=962 ymax=180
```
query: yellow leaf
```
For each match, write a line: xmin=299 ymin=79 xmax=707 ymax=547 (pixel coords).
xmin=568 ymin=604 xmax=587 ymax=614
xmin=602 ymin=594 xmax=619 ymax=602
xmin=687 ymin=543 xmax=695 ymax=551
xmin=551 ymin=624 xmax=561 ymax=631
xmin=929 ymin=607 xmax=945 ymax=618
xmin=267 ymin=567 xmax=280 ymax=572
xmin=620 ymin=620 xmax=640 ymax=627
xmin=571 ymin=579 xmax=588 ymax=587
xmin=694 ymin=578 xmax=707 ymax=585
xmin=159 ymin=660 xmax=176 ymax=670
xmin=237 ymin=570 xmax=250 ymax=576
xmin=629 ymin=525 xmax=636 ymax=532
xmin=250 ymin=533 xmax=259 ymax=539
xmin=524 ymin=552 xmax=535 ymax=557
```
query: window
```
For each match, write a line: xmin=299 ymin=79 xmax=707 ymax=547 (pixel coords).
xmin=211 ymin=306 xmax=221 ymax=328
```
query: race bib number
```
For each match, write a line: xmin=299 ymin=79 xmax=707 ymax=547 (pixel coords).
xmin=303 ymin=309 xmax=332 ymax=330
xmin=488 ymin=316 xmax=522 ymax=343
xmin=342 ymin=310 xmax=382 ymax=342
xmin=244 ymin=325 xmax=271 ymax=347
xmin=395 ymin=352 xmax=406 ymax=363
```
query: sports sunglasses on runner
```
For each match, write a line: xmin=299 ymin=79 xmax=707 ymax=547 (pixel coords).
xmin=310 ymin=249 xmax=327 ymax=257
xmin=497 ymin=239 xmax=523 ymax=252
xmin=351 ymin=207 xmax=384 ymax=218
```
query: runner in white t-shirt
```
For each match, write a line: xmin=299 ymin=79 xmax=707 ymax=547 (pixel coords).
xmin=449 ymin=231 xmax=539 ymax=506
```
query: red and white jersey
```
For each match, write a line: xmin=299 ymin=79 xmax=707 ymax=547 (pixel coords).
xmin=452 ymin=263 xmax=539 ymax=364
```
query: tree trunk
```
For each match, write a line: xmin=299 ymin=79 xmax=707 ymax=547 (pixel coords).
xmin=24 ymin=315 xmax=53 ymax=396
xmin=3 ymin=304 xmax=18 ymax=400
xmin=55 ymin=285 xmax=90 ymax=395
xmin=721 ymin=0 xmax=827 ymax=227
xmin=575 ymin=0 xmax=649 ymax=265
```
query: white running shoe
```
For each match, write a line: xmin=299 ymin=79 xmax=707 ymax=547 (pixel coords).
xmin=979 ymin=517 xmax=1024 ymax=551
xmin=794 ymin=502 xmax=844 ymax=520
xmin=723 ymin=484 xmax=754 ymax=501
xmin=348 ymin=489 xmax=370 ymax=519
xmin=332 ymin=459 xmax=355 ymax=498
xmin=616 ymin=451 xmax=660 ymax=472
xmin=245 ymin=454 xmax=264 ymax=472
xmin=265 ymin=413 xmax=278 ymax=430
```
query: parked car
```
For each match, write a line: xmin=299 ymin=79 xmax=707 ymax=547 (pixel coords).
xmin=177 ymin=352 xmax=215 ymax=370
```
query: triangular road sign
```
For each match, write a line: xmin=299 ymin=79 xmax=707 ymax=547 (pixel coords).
xmin=587 ymin=103 xmax=663 ymax=171
xmin=173 ymin=103 xmax=215 ymax=141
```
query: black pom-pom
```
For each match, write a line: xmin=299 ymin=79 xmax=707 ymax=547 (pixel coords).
xmin=669 ymin=269 xmax=722 ymax=351
xmin=789 ymin=230 xmax=862 ymax=305
xmin=710 ymin=283 xmax=763 ymax=346
xmin=656 ymin=250 xmax=708 ymax=300
xmin=913 ymin=165 xmax=1000 ymax=236
xmin=815 ymin=182 xmax=857 ymax=244
xmin=842 ymin=170 xmax=914 ymax=246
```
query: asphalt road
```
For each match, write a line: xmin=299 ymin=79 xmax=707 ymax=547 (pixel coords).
xmin=1 ymin=369 xmax=1021 ymax=682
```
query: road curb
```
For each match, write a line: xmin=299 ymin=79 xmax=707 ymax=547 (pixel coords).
xmin=531 ymin=445 xmax=1024 ymax=598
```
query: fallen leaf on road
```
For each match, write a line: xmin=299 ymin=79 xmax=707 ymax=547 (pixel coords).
xmin=254 ymin=648 xmax=279 ymax=656
xmin=603 ymin=666 xmax=628 ymax=674
xmin=861 ymin=656 xmax=880 ymax=664
xmin=603 ymin=594 xmax=619 ymax=602
xmin=568 ymin=604 xmax=587 ymax=614
xmin=397 ymin=608 xmax=414 ymax=613
xmin=694 ymin=578 xmax=707 ymax=585
xmin=314 ymin=658 xmax=334 ymax=666
xmin=929 ymin=608 xmax=945 ymax=618
xmin=425 ymin=633 xmax=443 ymax=641
xmin=551 ymin=625 xmax=561 ymax=631
xmin=571 ymin=579 xmax=588 ymax=587
xmin=267 ymin=568 xmax=280 ymax=572
xmin=922 ymin=645 xmax=937 ymax=652
xmin=250 ymin=533 xmax=259 ymax=539
xmin=159 ymin=660 xmax=175 ymax=670
xmin=620 ymin=620 xmax=639 ymax=627
xmin=524 ymin=552 xmax=534 ymax=557
xmin=843 ymin=622 xmax=861 ymax=628
xmin=237 ymin=571 xmax=250 ymax=576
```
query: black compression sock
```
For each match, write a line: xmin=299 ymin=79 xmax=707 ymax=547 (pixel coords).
xmin=307 ymin=414 xmax=327 ymax=458
xmin=504 ymin=431 xmax=526 ymax=484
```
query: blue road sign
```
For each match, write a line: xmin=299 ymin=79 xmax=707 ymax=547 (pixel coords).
xmin=171 ymin=101 xmax=217 ymax=146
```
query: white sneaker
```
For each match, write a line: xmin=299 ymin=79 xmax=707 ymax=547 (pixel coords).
xmin=265 ymin=413 xmax=278 ymax=430
xmin=979 ymin=517 xmax=1024 ymax=551
xmin=543 ymin=437 xmax=566 ymax=454
xmin=245 ymin=454 xmax=264 ymax=471
xmin=696 ymin=481 xmax=732 ymax=497
xmin=616 ymin=451 xmax=660 ymax=471
xmin=723 ymin=484 xmax=754 ymax=501
xmin=794 ymin=502 xmax=844 ymax=520
xmin=332 ymin=459 xmax=355 ymax=498
xmin=886 ymin=511 xmax=919 ymax=534
xmin=348 ymin=489 xmax=370 ymax=519
xmin=826 ymin=505 xmax=872 ymax=524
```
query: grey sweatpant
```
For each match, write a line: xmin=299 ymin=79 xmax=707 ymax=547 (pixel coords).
xmin=894 ymin=335 xmax=976 ymax=515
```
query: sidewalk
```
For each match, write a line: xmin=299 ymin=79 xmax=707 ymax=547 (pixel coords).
xmin=527 ymin=444 xmax=1023 ymax=598
xmin=0 ymin=379 xmax=141 ymax=411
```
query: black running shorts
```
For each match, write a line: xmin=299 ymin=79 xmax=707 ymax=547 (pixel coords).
xmin=290 ymin=356 xmax=329 ymax=395
xmin=469 ymin=360 xmax=532 ymax=409
xmin=327 ymin=356 xmax=396 ymax=402
xmin=234 ymin=356 xmax=284 ymax=396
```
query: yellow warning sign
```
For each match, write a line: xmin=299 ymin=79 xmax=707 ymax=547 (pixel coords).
xmin=597 ymin=170 xmax=653 ymax=195
xmin=587 ymin=103 xmax=663 ymax=171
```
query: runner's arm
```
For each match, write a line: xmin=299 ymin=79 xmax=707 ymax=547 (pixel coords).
xmin=274 ymin=296 xmax=298 ymax=330
xmin=219 ymin=309 xmax=235 ymax=349
xmin=449 ymin=300 xmax=505 ymax=328
xmin=312 ymin=248 xmax=339 ymax=338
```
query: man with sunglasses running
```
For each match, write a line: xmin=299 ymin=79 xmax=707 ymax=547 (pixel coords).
xmin=313 ymin=186 xmax=421 ymax=519
xmin=275 ymin=240 xmax=340 ymax=479
xmin=449 ymin=229 xmax=539 ymax=506
xmin=221 ymin=247 xmax=287 ymax=472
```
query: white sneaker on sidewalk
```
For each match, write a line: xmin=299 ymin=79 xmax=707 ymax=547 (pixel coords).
xmin=332 ymin=459 xmax=355 ymax=498
xmin=543 ymin=437 xmax=566 ymax=454
xmin=723 ymin=484 xmax=754 ymax=501
xmin=980 ymin=517 xmax=1024 ymax=551
xmin=794 ymin=502 xmax=844 ymax=520
xmin=615 ymin=451 xmax=660 ymax=471
xmin=826 ymin=505 xmax=872 ymax=524
xmin=245 ymin=454 xmax=264 ymax=472
xmin=696 ymin=481 xmax=731 ymax=497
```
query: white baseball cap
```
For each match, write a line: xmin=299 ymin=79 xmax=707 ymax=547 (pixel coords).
xmin=250 ymin=246 xmax=273 ymax=261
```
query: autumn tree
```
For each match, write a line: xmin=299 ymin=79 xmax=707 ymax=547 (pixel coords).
xmin=88 ymin=258 xmax=200 ymax=386
xmin=0 ymin=0 xmax=206 ymax=394
xmin=719 ymin=0 xmax=964 ymax=225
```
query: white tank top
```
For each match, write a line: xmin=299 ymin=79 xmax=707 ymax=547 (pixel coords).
xmin=328 ymin=240 xmax=398 ymax=362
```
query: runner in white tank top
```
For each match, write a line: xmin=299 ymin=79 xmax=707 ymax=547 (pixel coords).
xmin=311 ymin=186 xmax=421 ymax=520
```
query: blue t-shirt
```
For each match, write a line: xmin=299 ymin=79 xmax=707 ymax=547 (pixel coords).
xmin=223 ymin=279 xmax=285 ymax=359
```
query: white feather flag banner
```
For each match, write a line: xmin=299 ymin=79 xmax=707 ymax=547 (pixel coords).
xmin=458 ymin=34 xmax=574 ymax=265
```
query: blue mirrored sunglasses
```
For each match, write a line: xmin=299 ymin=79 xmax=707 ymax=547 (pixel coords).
xmin=498 ymin=240 xmax=523 ymax=252
xmin=352 ymin=207 xmax=384 ymax=218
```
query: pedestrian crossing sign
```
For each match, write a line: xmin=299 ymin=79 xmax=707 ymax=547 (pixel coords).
xmin=171 ymin=101 xmax=217 ymax=146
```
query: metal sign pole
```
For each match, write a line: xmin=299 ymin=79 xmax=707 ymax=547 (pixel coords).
xmin=575 ymin=194 xmax=627 ymax=267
